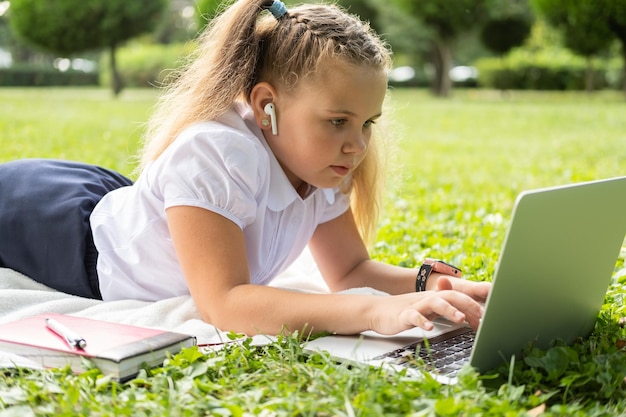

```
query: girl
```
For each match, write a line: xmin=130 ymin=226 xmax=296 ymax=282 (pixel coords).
xmin=0 ymin=0 xmax=489 ymax=336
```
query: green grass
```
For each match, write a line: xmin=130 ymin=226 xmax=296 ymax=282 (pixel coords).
xmin=0 ymin=87 xmax=156 ymax=175
xmin=1 ymin=87 xmax=626 ymax=416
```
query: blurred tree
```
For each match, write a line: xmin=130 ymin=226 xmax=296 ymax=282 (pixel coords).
xmin=481 ymin=0 xmax=533 ymax=56
xmin=392 ymin=0 xmax=488 ymax=96
xmin=337 ymin=0 xmax=383 ymax=34
xmin=195 ymin=0 xmax=228 ymax=35
xmin=532 ymin=0 xmax=614 ymax=92
xmin=0 ymin=3 xmax=9 ymax=49
xmin=9 ymin=0 xmax=167 ymax=95
xmin=154 ymin=0 xmax=197 ymax=44
xmin=0 ymin=2 xmax=44 ymax=65
xmin=480 ymin=19 xmax=531 ymax=55
xmin=338 ymin=0 xmax=431 ymax=75
xmin=606 ymin=0 xmax=626 ymax=96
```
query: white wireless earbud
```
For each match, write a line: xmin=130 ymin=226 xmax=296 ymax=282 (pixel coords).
xmin=263 ymin=103 xmax=278 ymax=135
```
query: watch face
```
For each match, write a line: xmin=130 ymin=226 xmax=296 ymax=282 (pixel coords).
xmin=427 ymin=259 xmax=463 ymax=277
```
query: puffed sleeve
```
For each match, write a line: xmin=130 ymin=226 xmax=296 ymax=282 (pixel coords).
xmin=150 ymin=123 xmax=268 ymax=229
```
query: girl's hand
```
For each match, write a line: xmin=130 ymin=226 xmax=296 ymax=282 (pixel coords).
xmin=368 ymin=290 xmax=485 ymax=336
xmin=436 ymin=275 xmax=491 ymax=303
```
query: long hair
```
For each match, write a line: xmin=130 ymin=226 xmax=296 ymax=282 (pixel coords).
xmin=139 ymin=0 xmax=392 ymax=243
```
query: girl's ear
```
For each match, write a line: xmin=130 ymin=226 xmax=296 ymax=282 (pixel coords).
xmin=250 ymin=82 xmax=278 ymax=133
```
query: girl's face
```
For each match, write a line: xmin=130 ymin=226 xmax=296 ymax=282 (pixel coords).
xmin=266 ymin=61 xmax=388 ymax=195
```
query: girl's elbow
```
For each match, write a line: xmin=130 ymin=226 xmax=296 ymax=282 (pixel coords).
xmin=195 ymin=302 xmax=254 ymax=335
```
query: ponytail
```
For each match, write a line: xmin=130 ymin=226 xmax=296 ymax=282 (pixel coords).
xmin=138 ymin=0 xmax=274 ymax=171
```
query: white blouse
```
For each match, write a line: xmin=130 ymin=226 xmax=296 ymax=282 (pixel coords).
xmin=90 ymin=103 xmax=350 ymax=301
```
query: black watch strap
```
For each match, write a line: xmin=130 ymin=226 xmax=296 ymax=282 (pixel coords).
xmin=415 ymin=263 xmax=433 ymax=292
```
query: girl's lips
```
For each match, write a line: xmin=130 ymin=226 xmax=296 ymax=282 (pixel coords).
xmin=331 ymin=165 xmax=350 ymax=176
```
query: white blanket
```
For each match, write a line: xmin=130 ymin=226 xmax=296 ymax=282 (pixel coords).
xmin=0 ymin=248 xmax=335 ymax=368
xmin=0 ymin=267 xmax=221 ymax=340
xmin=0 ymin=248 xmax=331 ymax=345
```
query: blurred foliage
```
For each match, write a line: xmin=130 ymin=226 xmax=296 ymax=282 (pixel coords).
xmin=9 ymin=0 xmax=167 ymax=56
xmin=0 ymin=0 xmax=625 ymax=95
xmin=390 ymin=0 xmax=489 ymax=96
xmin=480 ymin=17 xmax=532 ymax=56
xmin=475 ymin=54 xmax=620 ymax=90
xmin=0 ymin=65 xmax=99 ymax=86
xmin=474 ymin=19 xmax=623 ymax=90
xmin=8 ymin=0 xmax=167 ymax=95
xmin=99 ymin=41 xmax=195 ymax=89
xmin=532 ymin=0 xmax=614 ymax=58
xmin=195 ymin=0 xmax=228 ymax=35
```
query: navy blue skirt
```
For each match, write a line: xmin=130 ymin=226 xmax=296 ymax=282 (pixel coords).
xmin=0 ymin=159 xmax=133 ymax=299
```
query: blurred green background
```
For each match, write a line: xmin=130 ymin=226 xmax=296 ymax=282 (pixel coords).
xmin=0 ymin=0 xmax=624 ymax=97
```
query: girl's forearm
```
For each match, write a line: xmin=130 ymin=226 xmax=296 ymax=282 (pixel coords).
xmin=200 ymin=284 xmax=376 ymax=336
xmin=326 ymin=259 xmax=442 ymax=295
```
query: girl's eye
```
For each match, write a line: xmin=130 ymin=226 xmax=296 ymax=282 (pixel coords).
xmin=330 ymin=118 xmax=377 ymax=128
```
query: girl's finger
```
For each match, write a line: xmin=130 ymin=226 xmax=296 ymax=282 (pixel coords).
xmin=400 ymin=308 xmax=433 ymax=331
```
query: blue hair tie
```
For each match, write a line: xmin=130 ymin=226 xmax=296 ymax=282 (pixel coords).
xmin=268 ymin=0 xmax=288 ymax=19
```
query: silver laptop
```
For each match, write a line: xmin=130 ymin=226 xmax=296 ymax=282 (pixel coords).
xmin=305 ymin=176 xmax=626 ymax=383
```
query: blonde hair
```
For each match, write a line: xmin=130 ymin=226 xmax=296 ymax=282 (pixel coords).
xmin=139 ymin=0 xmax=392 ymax=242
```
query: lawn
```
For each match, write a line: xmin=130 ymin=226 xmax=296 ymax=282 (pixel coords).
xmin=0 ymin=87 xmax=625 ymax=416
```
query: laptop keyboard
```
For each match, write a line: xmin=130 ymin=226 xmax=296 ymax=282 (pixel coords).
xmin=373 ymin=327 xmax=476 ymax=378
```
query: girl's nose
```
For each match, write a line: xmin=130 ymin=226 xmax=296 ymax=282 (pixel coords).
xmin=342 ymin=132 xmax=367 ymax=155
